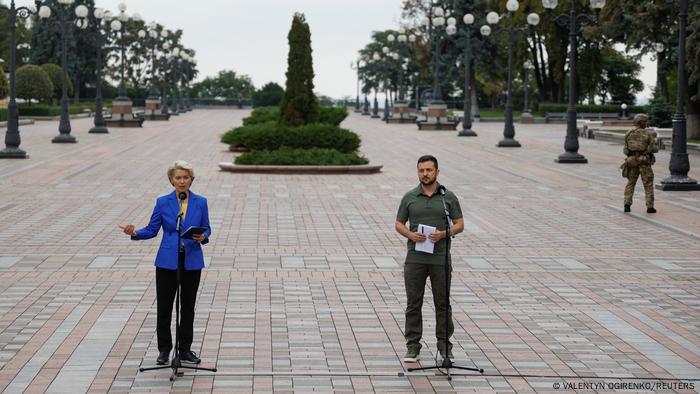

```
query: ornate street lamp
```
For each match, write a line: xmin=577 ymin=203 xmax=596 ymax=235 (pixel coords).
xmin=37 ymin=0 xmax=90 ymax=143
xmin=445 ymin=12 xmax=493 ymax=137
xmin=381 ymin=44 xmax=391 ymax=121
xmin=86 ymin=7 xmax=109 ymax=134
xmin=521 ymin=60 xmax=535 ymax=123
xmin=106 ymin=3 xmax=144 ymax=127
xmin=658 ymin=0 xmax=699 ymax=190
xmin=160 ymin=34 xmax=171 ymax=116
xmin=370 ymin=53 xmax=381 ymax=119
xmin=1 ymin=0 xmax=40 ymax=158
xmin=350 ymin=59 xmax=362 ymax=112
xmin=138 ymin=23 xmax=170 ymax=120
xmin=488 ymin=0 xmax=540 ymax=148
xmin=543 ymin=0 xmax=605 ymax=162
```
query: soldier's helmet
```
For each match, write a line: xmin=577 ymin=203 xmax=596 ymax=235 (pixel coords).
xmin=633 ymin=113 xmax=649 ymax=128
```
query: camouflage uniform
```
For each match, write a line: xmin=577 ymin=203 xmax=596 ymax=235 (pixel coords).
xmin=622 ymin=114 xmax=658 ymax=210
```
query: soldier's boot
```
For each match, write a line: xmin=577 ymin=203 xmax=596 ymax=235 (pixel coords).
xmin=647 ymin=207 xmax=656 ymax=213
xmin=624 ymin=204 xmax=631 ymax=212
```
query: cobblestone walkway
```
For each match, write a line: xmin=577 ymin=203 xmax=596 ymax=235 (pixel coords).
xmin=0 ymin=110 xmax=698 ymax=393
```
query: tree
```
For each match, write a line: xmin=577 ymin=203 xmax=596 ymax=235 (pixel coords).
xmin=253 ymin=82 xmax=284 ymax=107
xmin=16 ymin=65 xmax=53 ymax=103
xmin=279 ymin=13 xmax=319 ymax=126
xmin=29 ymin=0 xmax=100 ymax=100
xmin=190 ymin=70 xmax=254 ymax=99
xmin=40 ymin=63 xmax=74 ymax=101
xmin=647 ymin=87 xmax=674 ymax=128
xmin=0 ymin=66 xmax=8 ymax=99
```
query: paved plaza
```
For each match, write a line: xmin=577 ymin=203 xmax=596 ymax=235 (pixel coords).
xmin=0 ymin=109 xmax=699 ymax=393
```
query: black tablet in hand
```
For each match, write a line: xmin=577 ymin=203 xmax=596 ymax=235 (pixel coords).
xmin=182 ymin=226 xmax=207 ymax=239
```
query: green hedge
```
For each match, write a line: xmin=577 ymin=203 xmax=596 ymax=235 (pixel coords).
xmin=221 ymin=121 xmax=361 ymax=153
xmin=242 ymin=106 xmax=348 ymax=126
xmin=18 ymin=103 xmax=94 ymax=117
xmin=539 ymin=103 xmax=646 ymax=114
xmin=243 ymin=107 xmax=280 ymax=125
xmin=0 ymin=108 xmax=7 ymax=122
xmin=235 ymin=147 xmax=368 ymax=165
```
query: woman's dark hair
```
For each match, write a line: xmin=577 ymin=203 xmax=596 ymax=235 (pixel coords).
xmin=417 ymin=155 xmax=438 ymax=169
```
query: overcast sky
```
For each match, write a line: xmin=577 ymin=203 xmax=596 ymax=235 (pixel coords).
xmin=86 ymin=0 xmax=655 ymax=104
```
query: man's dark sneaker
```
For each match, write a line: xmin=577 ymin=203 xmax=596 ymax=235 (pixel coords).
xmin=156 ymin=351 xmax=169 ymax=365
xmin=403 ymin=348 xmax=420 ymax=362
xmin=624 ymin=204 xmax=631 ymax=212
xmin=439 ymin=348 xmax=454 ymax=362
xmin=647 ymin=207 xmax=657 ymax=213
xmin=180 ymin=350 xmax=201 ymax=364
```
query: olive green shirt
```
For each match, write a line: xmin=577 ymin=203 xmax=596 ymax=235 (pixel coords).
xmin=396 ymin=184 xmax=463 ymax=265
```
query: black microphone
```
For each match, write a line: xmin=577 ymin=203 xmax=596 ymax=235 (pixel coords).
xmin=179 ymin=192 xmax=187 ymax=201
xmin=437 ymin=185 xmax=446 ymax=195
xmin=177 ymin=192 xmax=187 ymax=220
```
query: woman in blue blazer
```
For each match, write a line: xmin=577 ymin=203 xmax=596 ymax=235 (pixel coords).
xmin=120 ymin=160 xmax=210 ymax=366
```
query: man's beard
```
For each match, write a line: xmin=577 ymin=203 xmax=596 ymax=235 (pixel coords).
xmin=421 ymin=177 xmax=436 ymax=186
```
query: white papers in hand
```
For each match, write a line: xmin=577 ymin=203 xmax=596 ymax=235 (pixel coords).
xmin=415 ymin=224 xmax=436 ymax=254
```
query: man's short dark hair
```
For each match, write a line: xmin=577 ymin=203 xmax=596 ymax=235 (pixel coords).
xmin=417 ymin=155 xmax=438 ymax=169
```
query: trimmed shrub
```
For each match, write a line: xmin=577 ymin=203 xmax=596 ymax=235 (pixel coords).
xmin=539 ymin=103 xmax=645 ymax=114
xmin=243 ymin=107 xmax=280 ymax=126
xmin=318 ymin=106 xmax=348 ymax=126
xmin=40 ymin=64 xmax=73 ymax=100
xmin=16 ymin=65 xmax=53 ymax=103
xmin=235 ymin=147 xmax=368 ymax=165
xmin=222 ymin=122 xmax=361 ymax=153
xmin=18 ymin=103 xmax=92 ymax=117
xmin=242 ymin=106 xmax=347 ymax=127
xmin=0 ymin=108 xmax=7 ymax=122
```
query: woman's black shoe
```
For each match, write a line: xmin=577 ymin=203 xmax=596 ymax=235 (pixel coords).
xmin=180 ymin=350 xmax=201 ymax=364
xmin=156 ymin=351 xmax=169 ymax=365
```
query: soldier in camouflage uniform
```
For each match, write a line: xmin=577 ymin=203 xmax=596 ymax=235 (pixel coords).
xmin=621 ymin=114 xmax=658 ymax=213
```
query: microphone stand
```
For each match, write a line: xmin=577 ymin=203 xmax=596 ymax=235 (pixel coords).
xmin=408 ymin=188 xmax=483 ymax=380
xmin=140 ymin=195 xmax=217 ymax=381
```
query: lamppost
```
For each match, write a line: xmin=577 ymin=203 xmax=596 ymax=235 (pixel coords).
xmin=487 ymin=1 xmax=540 ymax=147
xmin=521 ymin=60 xmax=535 ymax=123
xmin=160 ymin=32 xmax=171 ymax=116
xmin=380 ymin=45 xmax=391 ymax=121
xmin=86 ymin=7 xmax=109 ymax=134
xmin=543 ymin=0 xmax=605 ymax=162
xmin=0 ymin=0 xmax=39 ymax=158
xmin=370 ymin=53 xmax=381 ymax=119
xmin=385 ymin=29 xmax=417 ymax=124
xmin=350 ymin=59 xmax=362 ymax=112
xmin=620 ymin=103 xmax=627 ymax=119
xmin=106 ymin=3 xmax=143 ymax=126
xmin=37 ymin=0 xmax=89 ymax=143
xmin=658 ymin=0 xmax=699 ymax=191
xmin=138 ymin=23 xmax=170 ymax=120
xmin=446 ymin=12 xmax=492 ymax=137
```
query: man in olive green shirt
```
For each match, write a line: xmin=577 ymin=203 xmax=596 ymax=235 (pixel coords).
xmin=395 ymin=155 xmax=464 ymax=363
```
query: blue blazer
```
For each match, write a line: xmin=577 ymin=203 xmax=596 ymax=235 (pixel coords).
xmin=132 ymin=190 xmax=211 ymax=270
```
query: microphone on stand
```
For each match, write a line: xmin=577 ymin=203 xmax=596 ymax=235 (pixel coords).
xmin=436 ymin=185 xmax=454 ymax=239
xmin=437 ymin=185 xmax=446 ymax=195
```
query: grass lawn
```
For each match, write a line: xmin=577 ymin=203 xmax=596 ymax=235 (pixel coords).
xmin=690 ymin=139 xmax=700 ymax=144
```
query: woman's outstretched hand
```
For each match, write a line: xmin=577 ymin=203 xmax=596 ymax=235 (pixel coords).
xmin=119 ymin=224 xmax=137 ymax=237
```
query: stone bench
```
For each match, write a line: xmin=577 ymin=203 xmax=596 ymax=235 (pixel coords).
xmin=546 ymin=112 xmax=620 ymax=123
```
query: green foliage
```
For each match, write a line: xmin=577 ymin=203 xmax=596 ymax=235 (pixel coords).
xmin=16 ymin=65 xmax=53 ymax=103
xmin=599 ymin=47 xmax=644 ymax=104
xmin=539 ymin=103 xmax=645 ymax=114
xmin=243 ymin=107 xmax=280 ymax=126
xmin=191 ymin=70 xmax=254 ymax=99
xmin=280 ymin=13 xmax=319 ymax=126
xmin=221 ymin=122 xmax=361 ymax=153
xmin=235 ymin=147 xmax=368 ymax=166
xmin=318 ymin=106 xmax=348 ymax=125
xmin=0 ymin=108 xmax=7 ymax=122
xmin=647 ymin=88 xmax=674 ymax=128
xmin=0 ymin=66 xmax=8 ymax=99
xmin=252 ymin=82 xmax=285 ymax=107
xmin=243 ymin=106 xmax=347 ymax=127
xmin=17 ymin=102 xmax=94 ymax=117
xmin=40 ymin=64 xmax=74 ymax=99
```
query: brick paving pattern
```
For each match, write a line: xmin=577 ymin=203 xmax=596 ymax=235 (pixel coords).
xmin=0 ymin=110 xmax=698 ymax=393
